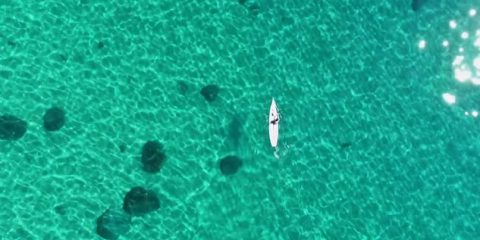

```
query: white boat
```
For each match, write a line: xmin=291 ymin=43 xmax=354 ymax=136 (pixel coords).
xmin=269 ymin=98 xmax=279 ymax=148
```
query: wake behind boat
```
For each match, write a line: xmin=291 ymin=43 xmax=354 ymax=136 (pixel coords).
xmin=269 ymin=98 xmax=279 ymax=148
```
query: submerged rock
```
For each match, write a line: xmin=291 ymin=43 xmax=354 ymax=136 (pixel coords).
xmin=96 ymin=208 xmax=131 ymax=240
xmin=0 ymin=115 xmax=27 ymax=140
xmin=219 ymin=155 xmax=243 ymax=175
xmin=200 ymin=84 xmax=220 ymax=102
xmin=123 ymin=186 xmax=160 ymax=216
xmin=141 ymin=140 xmax=166 ymax=173
xmin=43 ymin=107 xmax=65 ymax=131
xmin=119 ymin=143 xmax=127 ymax=153
xmin=411 ymin=0 xmax=428 ymax=11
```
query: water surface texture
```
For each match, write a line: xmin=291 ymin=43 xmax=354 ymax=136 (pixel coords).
xmin=1 ymin=0 xmax=480 ymax=239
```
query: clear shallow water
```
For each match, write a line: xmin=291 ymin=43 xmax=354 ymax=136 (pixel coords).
xmin=0 ymin=0 xmax=479 ymax=239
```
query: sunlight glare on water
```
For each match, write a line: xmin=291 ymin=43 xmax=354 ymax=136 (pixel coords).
xmin=469 ymin=8 xmax=477 ymax=17
xmin=442 ymin=92 xmax=456 ymax=105
xmin=418 ymin=39 xmax=427 ymax=49
xmin=450 ymin=8 xmax=480 ymax=85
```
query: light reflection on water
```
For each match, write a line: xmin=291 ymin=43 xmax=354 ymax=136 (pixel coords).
xmin=419 ymin=6 xmax=480 ymax=118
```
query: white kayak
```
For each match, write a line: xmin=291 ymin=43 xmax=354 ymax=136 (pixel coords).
xmin=269 ymin=98 xmax=279 ymax=148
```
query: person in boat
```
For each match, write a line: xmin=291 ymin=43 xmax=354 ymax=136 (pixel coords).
xmin=270 ymin=116 xmax=279 ymax=125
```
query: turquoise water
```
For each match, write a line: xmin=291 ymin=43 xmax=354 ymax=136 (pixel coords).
xmin=1 ymin=0 xmax=480 ymax=239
